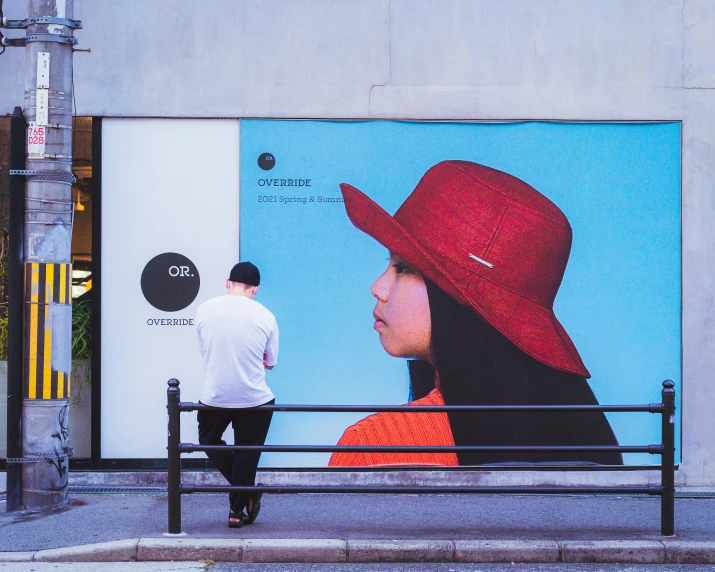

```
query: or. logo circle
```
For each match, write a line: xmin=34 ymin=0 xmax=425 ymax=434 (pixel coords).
xmin=140 ymin=253 xmax=200 ymax=312
xmin=258 ymin=153 xmax=275 ymax=171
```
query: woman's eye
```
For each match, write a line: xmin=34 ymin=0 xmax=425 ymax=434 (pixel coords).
xmin=392 ymin=263 xmax=408 ymax=274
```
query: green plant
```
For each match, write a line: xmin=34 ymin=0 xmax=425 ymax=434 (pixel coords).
xmin=0 ymin=305 xmax=7 ymax=362
xmin=72 ymin=299 xmax=92 ymax=361
xmin=71 ymin=299 xmax=92 ymax=403
xmin=0 ymin=256 xmax=8 ymax=285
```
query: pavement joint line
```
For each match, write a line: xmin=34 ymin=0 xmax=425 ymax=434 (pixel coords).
xmin=1 ymin=538 xmax=715 ymax=564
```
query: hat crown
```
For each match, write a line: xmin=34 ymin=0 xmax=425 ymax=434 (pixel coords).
xmin=394 ymin=161 xmax=572 ymax=308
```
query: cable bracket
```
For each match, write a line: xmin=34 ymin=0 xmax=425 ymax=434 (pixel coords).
xmin=1 ymin=17 xmax=82 ymax=30
xmin=26 ymin=34 xmax=78 ymax=45
xmin=6 ymin=447 xmax=74 ymax=464
xmin=10 ymin=170 xmax=76 ymax=183
xmin=2 ymin=35 xmax=79 ymax=47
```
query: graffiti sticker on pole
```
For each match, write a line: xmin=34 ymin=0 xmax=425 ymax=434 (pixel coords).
xmin=37 ymin=52 xmax=50 ymax=89
xmin=27 ymin=123 xmax=46 ymax=159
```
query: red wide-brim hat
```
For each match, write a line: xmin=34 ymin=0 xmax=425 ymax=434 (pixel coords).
xmin=340 ymin=160 xmax=590 ymax=378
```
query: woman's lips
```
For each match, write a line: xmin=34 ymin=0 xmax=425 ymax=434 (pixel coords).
xmin=373 ymin=312 xmax=385 ymax=330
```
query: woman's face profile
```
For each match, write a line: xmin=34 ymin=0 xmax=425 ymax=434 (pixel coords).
xmin=371 ymin=253 xmax=431 ymax=361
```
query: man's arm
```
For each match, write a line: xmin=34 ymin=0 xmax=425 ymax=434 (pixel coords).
xmin=263 ymin=319 xmax=279 ymax=370
xmin=196 ymin=313 xmax=206 ymax=359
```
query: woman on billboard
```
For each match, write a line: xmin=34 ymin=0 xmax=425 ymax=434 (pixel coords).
xmin=329 ymin=160 xmax=622 ymax=467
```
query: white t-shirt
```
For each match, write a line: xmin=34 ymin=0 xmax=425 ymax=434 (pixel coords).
xmin=196 ymin=294 xmax=279 ymax=408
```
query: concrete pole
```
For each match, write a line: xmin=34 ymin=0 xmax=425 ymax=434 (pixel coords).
xmin=21 ymin=0 xmax=78 ymax=510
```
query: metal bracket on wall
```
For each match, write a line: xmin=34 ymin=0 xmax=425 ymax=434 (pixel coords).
xmin=10 ymin=170 xmax=77 ymax=184
xmin=1 ymin=17 xmax=82 ymax=30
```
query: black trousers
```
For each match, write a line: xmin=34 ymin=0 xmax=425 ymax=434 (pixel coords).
xmin=197 ymin=400 xmax=274 ymax=513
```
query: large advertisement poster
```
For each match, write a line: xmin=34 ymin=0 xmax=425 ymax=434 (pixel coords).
xmin=240 ymin=120 xmax=681 ymax=468
xmin=102 ymin=119 xmax=240 ymax=458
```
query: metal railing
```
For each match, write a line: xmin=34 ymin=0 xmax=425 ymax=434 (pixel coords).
xmin=166 ymin=379 xmax=676 ymax=536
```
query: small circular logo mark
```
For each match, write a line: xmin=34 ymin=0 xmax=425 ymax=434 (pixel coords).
xmin=258 ymin=153 xmax=275 ymax=171
xmin=141 ymin=253 xmax=200 ymax=312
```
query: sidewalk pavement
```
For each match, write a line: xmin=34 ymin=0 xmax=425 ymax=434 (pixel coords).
xmin=1 ymin=490 xmax=714 ymax=564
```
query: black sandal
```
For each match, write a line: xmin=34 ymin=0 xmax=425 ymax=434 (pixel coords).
xmin=247 ymin=491 xmax=263 ymax=524
xmin=228 ymin=510 xmax=247 ymax=528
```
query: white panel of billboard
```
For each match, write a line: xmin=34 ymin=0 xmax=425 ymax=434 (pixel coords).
xmin=102 ymin=119 xmax=240 ymax=458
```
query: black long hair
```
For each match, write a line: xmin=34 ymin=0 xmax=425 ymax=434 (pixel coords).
xmin=409 ymin=278 xmax=623 ymax=466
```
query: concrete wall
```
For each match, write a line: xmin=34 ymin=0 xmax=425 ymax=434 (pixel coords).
xmin=1 ymin=0 xmax=714 ymax=486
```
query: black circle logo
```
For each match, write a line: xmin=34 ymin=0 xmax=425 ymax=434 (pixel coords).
xmin=140 ymin=253 xmax=200 ymax=312
xmin=258 ymin=153 xmax=275 ymax=171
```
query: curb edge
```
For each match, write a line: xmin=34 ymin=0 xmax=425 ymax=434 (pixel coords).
xmin=1 ymin=538 xmax=714 ymax=564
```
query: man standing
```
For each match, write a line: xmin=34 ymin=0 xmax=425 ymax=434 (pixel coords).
xmin=196 ymin=261 xmax=279 ymax=528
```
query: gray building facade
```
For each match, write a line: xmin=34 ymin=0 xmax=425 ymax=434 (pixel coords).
xmin=1 ymin=0 xmax=714 ymax=487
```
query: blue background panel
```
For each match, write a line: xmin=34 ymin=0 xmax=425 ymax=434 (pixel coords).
xmin=239 ymin=120 xmax=681 ymax=467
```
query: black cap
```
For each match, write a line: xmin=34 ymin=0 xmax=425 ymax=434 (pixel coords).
xmin=228 ymin=262 xmax=260 ymax=286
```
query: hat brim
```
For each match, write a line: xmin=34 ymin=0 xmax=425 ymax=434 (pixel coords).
xmin=340 ymin=183 xmax=590 ymax=378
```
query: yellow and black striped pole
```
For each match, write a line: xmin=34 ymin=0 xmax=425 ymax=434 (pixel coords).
xmin=24 ymin=262 xmax=73 ymax=400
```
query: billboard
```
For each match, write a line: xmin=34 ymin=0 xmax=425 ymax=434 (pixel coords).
xmin=239 ymin=120 xmax=681 ymax=467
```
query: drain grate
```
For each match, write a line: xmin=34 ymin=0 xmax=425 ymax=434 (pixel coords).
xmin=0 ymin=487 xmax=166 ymax=500
xmin=675 ymin=491 xmax=715 ymax=498
xmin=68 ymin=486 xmax=166 ymax=494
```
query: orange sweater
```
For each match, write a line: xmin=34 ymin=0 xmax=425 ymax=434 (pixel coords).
xmin=328 ymin=388 xmax=458 ymax=467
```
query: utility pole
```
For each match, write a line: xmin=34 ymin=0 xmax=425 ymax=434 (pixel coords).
xmin=2 ymin=0 xmax=81 ymax=510
xmin=7 ymin=108 xmax=26 ymax=512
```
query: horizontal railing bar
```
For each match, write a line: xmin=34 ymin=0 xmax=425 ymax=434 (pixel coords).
xmin=247 ymin=464 xmax=671 ymax=472
xmin=181 ymin=485 xmax=664 ymax=496
xmin=166 ymin=379 xmax=677 ymax=536
xmin=179 ymin=402 xmax=664 ymax=413
xmin=180 ymin=444 xmax=662 ymax=454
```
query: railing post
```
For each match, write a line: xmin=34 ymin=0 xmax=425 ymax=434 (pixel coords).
xmin=661 ymin=379 xmax=675 ymax=536
xmin=167 ymin=379 xmax=182 ymax=534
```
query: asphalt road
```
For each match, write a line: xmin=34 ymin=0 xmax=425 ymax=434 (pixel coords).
xmin=1 ymin=493 xmax=714 ymax=552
